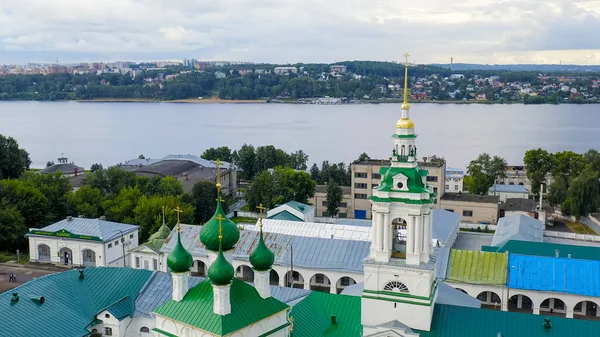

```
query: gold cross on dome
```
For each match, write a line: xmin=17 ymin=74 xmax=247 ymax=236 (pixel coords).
xmin=257 ymin=203 xmax=266 ymax=227
xmin=216 ymin=214 xmax=226 ymax=240
xmin=174 ymin=206 xmax=183 ymax=230
xmin=403 ymin=53 xmax=410 ymax=66
xmin=215 ymin=196 xmax=225 ymax=203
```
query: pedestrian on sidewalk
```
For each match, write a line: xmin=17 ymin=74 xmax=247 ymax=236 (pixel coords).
xmin=8 ymin=273 xmax=13 ymax=282
xmin=13 ymin=273 xmax=17 ymax=282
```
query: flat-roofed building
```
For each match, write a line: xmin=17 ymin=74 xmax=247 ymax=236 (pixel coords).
xmin=309 ymin=185 xmax=352 ymax=218
xmin=440 ymin=193 xmax=500 ymax=224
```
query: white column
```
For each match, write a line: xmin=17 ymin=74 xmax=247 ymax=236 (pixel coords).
xmin=370 ymin=212 xmax=379 ymax=257
xmin=378 ymin=213 xmax=384 ymax=251
xmin=415 ymin=216 xmax=422 ymax=255
xmin=406 ymin=216 xmax=414 ymax=255
xmin=383 ymin=213 xmax=391 ymax=252
xmin=212 ymin=284 xmax=231 ymax=315
xmin=423 ymin=213 xmax=431 ymax=259
xmin=517 ymin=295 xmax=523 ymax=309
xmin=254 ymin=270 xmax=271 ymax=299
xmin=172 ymin=271 xmax=190 ymax=302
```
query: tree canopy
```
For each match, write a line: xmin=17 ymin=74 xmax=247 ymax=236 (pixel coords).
xmin=326 ymin=180 xmax=344 ymax=217
xmin=465 ymin=153 xmax=507 ymax=195
xmin=245 ymin=167 xmax=316 ymax=210
xmin=0 ymin=134 xmax=31 ymax=179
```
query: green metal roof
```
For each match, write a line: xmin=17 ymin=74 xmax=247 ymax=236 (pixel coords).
xmin=153 ymin=278 xmax=289 ymax=336
xmin=374 ymin=165 xmax=430 ymax=194
xmin=445 ymin=249 xmax=508 ymax=285
xmin=290 ymin=291 xmax=362 ymax=337
xmin=419 ymin=303 xmax=600 ymax=337
xmin=132 ymin=223 xmax=172 ymax=253
xmin=0 ymin=268 xmax=152 ymax=337
xmin=104 ymin=296 xmax=134 ymax=320
xmin=285 ymin=201 xmax=313 ymax=215
xmin=268 ymin=210 xmax=304 ymax=222
xmin=483 ymin=240 xmax=600 ymax=261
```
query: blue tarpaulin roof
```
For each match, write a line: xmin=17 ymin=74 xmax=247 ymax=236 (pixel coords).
xmin=508 ymin=254 xmax=600 ymax=297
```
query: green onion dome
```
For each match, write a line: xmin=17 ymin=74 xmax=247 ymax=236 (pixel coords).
xmin=208 ymin=247 xmax=234 ymax=286
xmin=167 ymin=231 xmax=193 ymax=273
xmin=200 ymin=193 xmax=240 ymax=251
xmin=250 ymin=229 xmax=274 ymax=271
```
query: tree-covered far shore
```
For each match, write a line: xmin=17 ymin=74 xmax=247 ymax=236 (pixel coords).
xmin=1 ymin=61 xmax=598 ymax=103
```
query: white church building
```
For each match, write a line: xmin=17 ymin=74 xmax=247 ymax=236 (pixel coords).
xmin=27 ymin=216 xmax=139 ymax=268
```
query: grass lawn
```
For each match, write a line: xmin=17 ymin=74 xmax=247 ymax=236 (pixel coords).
xmin=240 ymin=205 xmax=250 ymax=212
xmin=230 ymin=217 xmax=257 ymax=224
xmin=566 ymin=221 xmax=597 ymax=235
xmin=0 ymin=252 xmax=30 ymax=264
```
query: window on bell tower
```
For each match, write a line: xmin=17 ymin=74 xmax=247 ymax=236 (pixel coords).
xmin=384 ymin=281 xmax=409 ymax=293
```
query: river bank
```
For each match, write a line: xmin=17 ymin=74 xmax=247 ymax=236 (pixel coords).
xmin=75 ymin=98 xmax=267 ymax=104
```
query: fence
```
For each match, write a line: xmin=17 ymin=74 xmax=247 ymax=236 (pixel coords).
xmin=460 ymin=223 xmax=498 ymax=231
xmin=543 ymin=230 xmax=600 ymax=242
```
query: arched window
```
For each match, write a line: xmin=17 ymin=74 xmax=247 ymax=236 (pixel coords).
xmin=384 ymin=281 xmax=409 ymax=293
xmin=140 ymin=327 xmax=150 ymax=333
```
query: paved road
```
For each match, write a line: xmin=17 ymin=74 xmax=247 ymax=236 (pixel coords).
xmin=0 ymin=264 xmax=57 ymax=293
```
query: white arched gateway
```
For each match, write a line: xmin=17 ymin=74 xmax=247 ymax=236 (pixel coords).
xmin=37 ymin=244 xmax=51 ymax=262
xmin=82 ymin=249 xmax=97 ymax=267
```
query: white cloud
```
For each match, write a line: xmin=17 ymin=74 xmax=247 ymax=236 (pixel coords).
xmin=0 ymin=0 xmax=599 ymax=64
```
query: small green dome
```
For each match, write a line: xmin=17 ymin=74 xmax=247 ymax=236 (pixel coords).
xmin=200 ymin=193 xmax=240 ymax=251
xmin=208 ymin=249 xmax=234 ymax=286
xmin=250 ymin=229 xmax=274 ymax=271
xmin=167 ymin=231 xmax=193 ymax=273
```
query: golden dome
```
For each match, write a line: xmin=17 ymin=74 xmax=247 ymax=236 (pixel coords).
xmin=396 ymin=118 xmax=415 ymax=129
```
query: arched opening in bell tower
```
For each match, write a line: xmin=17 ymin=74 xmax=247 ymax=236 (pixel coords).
xmin=391 ymin=217 xmax=408 ymax=258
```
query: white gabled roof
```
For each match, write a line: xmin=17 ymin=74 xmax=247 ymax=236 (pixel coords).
xmin=243 ymin=219 xmax=372 ymax=241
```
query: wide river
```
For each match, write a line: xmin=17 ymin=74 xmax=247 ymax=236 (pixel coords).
xmin=0 ymin=101 xmax=599 ymax=170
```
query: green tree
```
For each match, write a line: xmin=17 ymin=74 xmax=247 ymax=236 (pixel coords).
xmin=157 ymin=176 xmax=184 ymax=196
xmin=245 ymin=170 xmax=276 ymax=209
xmin=289 ymin=150 xmax=309 ymax=170
xmin=547 ymin=176 xmax=567 ymax=206
xmin=466 ymin=153 xmax=507 ymax=195
xmin=563 ymin=167 xmax=599 ymax=218
xmin=232 ymin=144 xmax=256 ymax=180
xmin=309 ymin=163 xmax=321 ymax=182
xmin=0 ymin=179 xmax=50 ymax=228
xmin=255 ymin=145 xmax=289 ymax=173
xmin=183 ymin=181 xmax=219 ymax=224
xmin=85 ymin=167 xmax=137 ymax=196
xmin=551 ymin=151 xmax=586 ymax=182
xmin=67 ymin=186 xmax=105 ymax=218
xmin=132 ymin=195 xmax=194 ymax=242
xmin=90 ymin=163 xmax=103 ymax=172
xmin=0 ymin=203 xmax=27 ymax=251
xmin=102 ymin=186 xmax=143 ymax=223
xmin=524 ymin=148 xmax=553 ymax=197
xmin=0 ymin=134 xmax=31 ymax=179
xmin=201 ymin=146 xmax=232 ymax=163
xmin=584 ymin=149 xmax=600 ymax=173
xmin=358 ymin=153 xmax=371 ymax=161
xmin=246 ymin=167 xmax=315 ymax=209
xmin=20 ymin=172 xmax=72 ymax=223
xmin=326 ymin=180 xmax=343 ymax=217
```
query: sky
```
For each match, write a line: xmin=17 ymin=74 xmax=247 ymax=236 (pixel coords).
xmin=1 ymin=0 xmax=600 ymax=65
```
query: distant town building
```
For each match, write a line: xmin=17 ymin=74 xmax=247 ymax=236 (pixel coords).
xmin=39 ymin=156 xmax=84 ymax=177
xmin=309 ymin=185 xmax=352 ymax=218
xmin=273 ymin=66 xmax=298 ymax=75
xmin=329 ymin=65 xmax=347 ymax=73
xmin=445 ymin=168 xmax=464 ymax=193
xmin=440 ymin=193 xmax=500 ymax=224
xmin=488 ymin=184 xmax=530 ymax=202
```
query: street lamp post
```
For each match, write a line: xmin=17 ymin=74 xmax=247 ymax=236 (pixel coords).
xmin=16 ymin=249 xmax=20 ymax=264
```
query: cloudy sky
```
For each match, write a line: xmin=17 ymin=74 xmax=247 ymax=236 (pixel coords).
xmin=1 ymin=0 xmax=600 ymax=65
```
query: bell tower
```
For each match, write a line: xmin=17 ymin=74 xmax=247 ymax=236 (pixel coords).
xmin=362 ymin=53 xmax=438 ymax=333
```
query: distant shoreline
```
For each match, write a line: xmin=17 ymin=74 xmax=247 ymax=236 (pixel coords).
xmin=75 ymin=98 xmax=267 ymax=104
xmin=1 ymin=98 xmax=596 ymax=105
